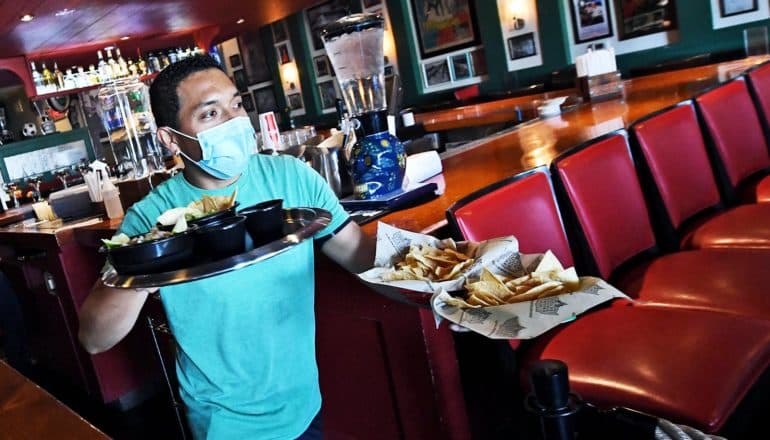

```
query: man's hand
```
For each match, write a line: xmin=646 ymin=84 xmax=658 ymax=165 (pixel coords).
xmin=78 ymin=279 xmax=155 ymax=354
xmin=321 ymin=222 xmax=375 ymax=274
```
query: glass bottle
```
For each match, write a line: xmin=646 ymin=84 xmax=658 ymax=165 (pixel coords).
xmin=97 ymin=50 xmax=110 ymax=83
xmin=30 ymin=61 xmax=44 ymax=93
xmin=53 ymin=62 xmax=64 ymax=90
xmin=63 ymin=68 xmax=76 ymax=89
xmin=128 ymin=59 xmax=138 ymax=77
xmin=106 ymin=47 xmax=118 ymax=79
xmin=138 ymin=57 xmax=148 ymax=75
xmin=160 ymin=52 xmax=171 ymax=68
xmin=88 ymin=64 xmax=99 ymax=85
xmin=168 ymin=49 xmax=178 ymax=64
xmin=116 ymin=48 xmax=128 ymax=77
xmin=41 ymin=62 xmax=53 ymax=92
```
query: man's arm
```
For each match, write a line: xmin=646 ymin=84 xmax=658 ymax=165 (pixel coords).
xmin=321 ymin=221 xmax=375 ymax=274
xmin=78 ymin=280 xmax=155 ymax=354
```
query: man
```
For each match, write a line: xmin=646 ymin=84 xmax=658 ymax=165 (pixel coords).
xmin=78 ymin=55 xmax=375 ymax=439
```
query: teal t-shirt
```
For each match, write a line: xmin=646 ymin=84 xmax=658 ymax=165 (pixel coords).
xmin=118 ymin=154 xmax=349 ymax=439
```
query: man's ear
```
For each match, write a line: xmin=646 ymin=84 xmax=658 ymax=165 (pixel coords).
xmin=157 ymin=127 xmax=180 ymax=155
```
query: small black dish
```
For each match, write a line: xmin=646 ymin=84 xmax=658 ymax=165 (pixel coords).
xmin=102 ymin=230 xmax=196 ymax=275
xmin=157 ymin=202 xmax=240 ymax=231
xmin=193 ymin=215 xmax=247 ymax=261
xmin=238 ymin=199 xmax=284 ymax=248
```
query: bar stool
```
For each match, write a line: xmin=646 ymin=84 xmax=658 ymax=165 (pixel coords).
xmin=630 ymin=102 xmax=770 ymax=250
xmin=694 ymin=78 xmax=770 ymax=204
xmin=550 ymin=130 xmax=770 ymax=320
xmin=444 ymin=166 xmax=770 ymax=433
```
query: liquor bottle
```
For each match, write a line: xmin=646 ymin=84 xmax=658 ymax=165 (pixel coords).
xmin=63 ymin=68 xmax=76 ymax=89
xmin=106 ymin=48 xmax=118 ymax=79
xmin=88 ymin=64 xmax=100 ymax=85
xmin=138 ymin=57 xmax=148 ymax=75
xmin=41 ymin=62 xmax=54 ymax=92
xmin=128 ymin=59 xmax=138 ymax=77
xmin=176 ymin=47 xmax=185 ymax=61
xmin=75 ymin=66 xmax=87 ymax=88
xmin=53 ymin=62 xmax=64 ymax=90
xmin=30 ymin=61 xmax=44 ymax=93
xmin=116 ymin=48 xmax=128 ymax=77
xmin=97 ymin=50 xmax=110 ymax=83
xmin=160 ymin=51 xmax=171 ymax=68
xmin=168 ymin=49 xmax=178 ymax=64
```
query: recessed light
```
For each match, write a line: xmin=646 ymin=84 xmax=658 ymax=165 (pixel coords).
xmin=120 ymin=36 xmax=130 ymax=41
xmin=55 ymin=8 xmax=75 ymax=17
xmin=236 ymin=18 xmax=245 ymax=24
xmin=20 ymin=14 xmax=34 ymax=22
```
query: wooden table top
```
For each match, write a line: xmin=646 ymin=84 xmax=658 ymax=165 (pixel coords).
xmin=364 ymin=56 xmax=770 ymax=236
xmin=0 ymin=360 xmax=109 ymax=439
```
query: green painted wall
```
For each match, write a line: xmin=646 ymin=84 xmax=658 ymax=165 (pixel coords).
xmin=273 ymin=0 xmax=770 ymax=119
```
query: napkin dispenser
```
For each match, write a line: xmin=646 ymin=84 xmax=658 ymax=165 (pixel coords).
xmin=575 ymin=48 xmax=623 ymax=102
xmin=49 ymin=184 xmax=96 ymax=221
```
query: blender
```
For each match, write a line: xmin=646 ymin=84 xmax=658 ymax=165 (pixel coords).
xmin=322 ymin=13 xmax=406 ymax=200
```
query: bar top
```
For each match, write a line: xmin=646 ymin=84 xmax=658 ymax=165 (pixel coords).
xmin=0 ymin=360 xmax=109 ymax=439
xmin=365 ymin=56 xmax=770 ymax=235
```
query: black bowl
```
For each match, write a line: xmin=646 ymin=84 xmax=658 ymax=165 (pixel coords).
xmin=157 ymin=202 xmax=240 ymax=231
xmin=102 ymin=230 xmax=196 ymax=275
xmin=238 ymin=199 xmax=284 ymax=248
xmin=193 ymin=215 xmax=247 ymax=261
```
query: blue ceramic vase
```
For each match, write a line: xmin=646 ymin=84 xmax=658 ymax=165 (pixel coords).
xmin=349 ymin=130 xmax=406 ymax=199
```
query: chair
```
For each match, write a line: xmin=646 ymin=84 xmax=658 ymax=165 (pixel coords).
xmin=630 ymin=102 xmax=770 ymax=250
xmin=549 ymin=131 xmax=770 ymax=320
xmin=444 ymin=166 xmax=770 ymax=433
xmin=694 ymin=78 xmax=770 ymax=204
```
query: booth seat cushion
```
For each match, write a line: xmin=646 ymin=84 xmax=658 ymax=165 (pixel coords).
xmin=680 ymin=204 xmax=770 ymax=249
xmin=615 ymin=249 xmax=770 ymax=320
xmin=523 ymin=303 xmax=770 ymax=432
xmin=755 ymin=174 xmax=770 ymax=203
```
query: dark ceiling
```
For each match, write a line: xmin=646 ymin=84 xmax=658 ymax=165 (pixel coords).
xmin=0 ymin=0 xmax=324 ymax=59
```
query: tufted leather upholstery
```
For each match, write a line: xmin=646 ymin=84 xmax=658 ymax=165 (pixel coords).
xmin=447 ymin=168 xmax=573 ymax=266
xmin=695 ymin=79 xmax=770 ymax=201
xmin=631 ymin=103 xmax=770 ymax=249
xmin=524 ymin=303 xmax=770 ymax=432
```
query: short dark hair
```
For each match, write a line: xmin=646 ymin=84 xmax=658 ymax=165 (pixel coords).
xmin=149 ymin=54 xmax=224 ymax=129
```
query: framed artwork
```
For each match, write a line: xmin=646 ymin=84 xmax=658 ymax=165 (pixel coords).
xmin=470 ymin=49 xmax=487 ymax=76
xmin=241 ymin=93 xmax=255 ymax=113
xmin=254 ymin=87 xmax=278 ymax=113
xmin=272 ymin=20 xmax=288 ymax=42
xmin=424 ymin=59 xmax=451 ymax=87
xmin=568 ymin=0 xmax=613 ymax=43
xmin=276 ymin=43 xmax=291 ymax=64
xmin=411 ymin=0 xmax=480 ymax=58
xmin=450 ymin=53 xmax=471 ymax=80
xmin=719 ymin=0 xmax=758 ymax=17
xmin=616 ymin=0 xmax=677 ymax=40
xmin=239 ymin=31 xmax=272 ymax=85
xmin=233 ymin=69 xmax=248 ymax=92
xmin=317 ymin=80 xmax=338 ymax=109
xmin=229 ymin=54 xmax=242 ymax=69
xmin=314 ymin=55 xmax=330 ymax=77
xmin=508 ymin=33 xmax=537 ymax=60
xmin=306 ymin=0 xmax=349 ymax=52
xmin=287 ymin=93 xmax=304 ymax=110
xmin=384 ymin=65 xmax=394 ymax=76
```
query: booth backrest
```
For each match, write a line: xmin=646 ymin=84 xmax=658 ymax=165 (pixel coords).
xmin=447 ymin=167 xmax=573 ymax=266
xmin=551 ymin=133 xmax=657 ymax=279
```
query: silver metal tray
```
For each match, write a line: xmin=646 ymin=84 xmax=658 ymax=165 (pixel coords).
xmin=102 ymin=207 xmax=331 ymax=289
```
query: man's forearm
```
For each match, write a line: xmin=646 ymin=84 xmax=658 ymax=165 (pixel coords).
xmin=78 ymin=280 xmax=153 ymax=354
xmin=322 ymin=222 xmax=375 ymax=274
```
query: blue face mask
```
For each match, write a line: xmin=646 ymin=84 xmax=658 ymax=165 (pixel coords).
xmin=168 ymin=116 xmax=256 ymax=180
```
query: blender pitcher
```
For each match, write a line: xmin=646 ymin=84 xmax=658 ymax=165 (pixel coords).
xmin=322 ymin=13 xmax=406 ymax=200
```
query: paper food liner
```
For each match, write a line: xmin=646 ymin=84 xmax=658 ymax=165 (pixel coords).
xmin=358 ymin=222 xmax=630 ymax=339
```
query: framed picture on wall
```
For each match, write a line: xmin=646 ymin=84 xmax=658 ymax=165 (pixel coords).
xmin=239 ymin=30 xmax=273 ymax=85
xmin=272 ymin=20 xmax=288 ymax=42
xmin=424 ymin=59 xmax=451 ymax=87
xmin=306 ymin=0 xmax=349 ymax=52
xmin=241 ymin=93 xmax=255 ymax=113
xmin=233 ymin=69 xmax=248 ymax=92
xmin=317 ymin=80 xmax=338 ymax=109
xmin=719 ymin=0 xmax=758 ymax=17
xmin=229 ymin=54 xmax=242 ymax=69
xmin=450 ymin=54 xmax=471 ymax=80
xmin=615 ymin=0 xmax=677 ymax=40
xmin=568 ymin=0 xmax=613 ymax=43
xmin=254 ymin=87 xmax=279 ymax=113
xmin=276 ymin=43 xmax=292 ymax=64
xmin=314 ymin=55 xmax=330 ymax=77
xmin=507 ymin=33 xmax=537 ymax=60
xmin=410 ymin=0 xmax=480 ymax=58
xmin=287 ymin=93 xmax=304 ymax=110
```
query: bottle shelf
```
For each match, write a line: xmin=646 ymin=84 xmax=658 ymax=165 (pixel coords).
xmin=31 ymin=72 xmax=159 ymax=101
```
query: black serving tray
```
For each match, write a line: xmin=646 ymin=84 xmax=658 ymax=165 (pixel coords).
xmin=102 ymin=207 xmax=331 ymax=289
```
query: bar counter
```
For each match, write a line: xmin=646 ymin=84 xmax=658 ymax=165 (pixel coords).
xmin=384 ymin=55 xmax=770 ymax=236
